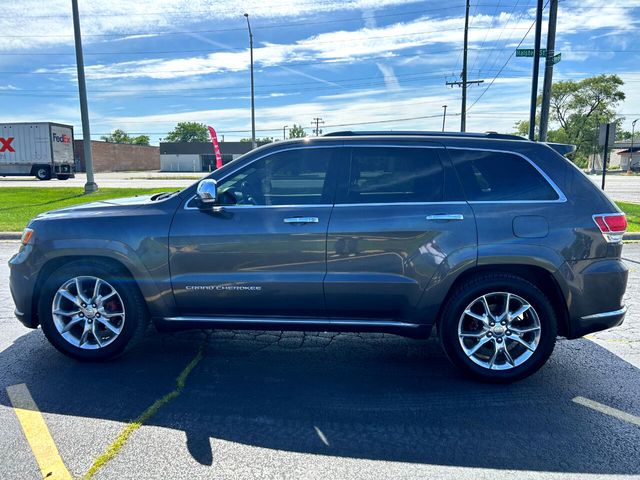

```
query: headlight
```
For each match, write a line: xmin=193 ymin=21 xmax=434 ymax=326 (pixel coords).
xmin=21 ymin=228 xmax=34 ymax=246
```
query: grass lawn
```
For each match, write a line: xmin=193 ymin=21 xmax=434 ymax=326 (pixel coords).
xmin=617 ymin=201 xmax=640 ymax=232
xmin=0 ymin=187 xmax=176 ymax=232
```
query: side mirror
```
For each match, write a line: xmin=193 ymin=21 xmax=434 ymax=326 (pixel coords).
xmin=196 ymin=179 xmax=218 ymax=206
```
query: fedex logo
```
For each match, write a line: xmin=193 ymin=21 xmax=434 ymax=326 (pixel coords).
xmin=53 ymin=133 xmax=71 ymax=144
xmin=0 ymin=137 xmax=15 ymax=153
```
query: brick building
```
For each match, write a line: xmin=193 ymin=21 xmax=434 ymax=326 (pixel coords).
xmin=74 ymin=140 xmax=160 ymax=172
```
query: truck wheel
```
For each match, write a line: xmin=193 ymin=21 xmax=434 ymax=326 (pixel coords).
xmin=35 ymin=166 xmax=52 ymax=181
xmin=439 ymin=273 xmax=557 ymax=383
xmin=56 ymin=174 xmax=70 ymax=180
xmin=38 ymin=260 xmax=149 ymax=361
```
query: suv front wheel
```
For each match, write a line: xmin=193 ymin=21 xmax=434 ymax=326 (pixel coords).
xmin=38 ymin=261 xmax=148 ymax=361
xmin=440 ymin=273 xmax=557 ymax=383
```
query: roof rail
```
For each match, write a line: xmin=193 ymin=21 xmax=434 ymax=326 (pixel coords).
xmin=323 ymin=130 xmax=527 ymax=141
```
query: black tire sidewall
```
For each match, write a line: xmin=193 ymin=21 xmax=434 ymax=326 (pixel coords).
xmin=440 ymin=275 xmax=557 ymax=383
xmin=38 ymin=262 xmax=144 ymax=361
xmin=36 ymin=167 xmax=51 ymax=180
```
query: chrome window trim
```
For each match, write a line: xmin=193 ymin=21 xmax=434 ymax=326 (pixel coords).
xmin=183 ymin=143 xmax=568 ymax=210
xmin=185 ymin=202 xmax=334 ymax=211
xmin=445 ymin=146 xmax=568 ymax=204
xmin=334 ymin=201 xmax=468 ymax=207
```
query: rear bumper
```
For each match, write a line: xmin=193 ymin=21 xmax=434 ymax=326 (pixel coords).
xmin=572 ymin=306 xmax=627 ymax=338
xmin=564 ymin=258 xmax=628 ymax=339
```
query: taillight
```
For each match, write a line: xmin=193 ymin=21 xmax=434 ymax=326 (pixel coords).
xmin=593 ymin=213 xmax=627 ymax=243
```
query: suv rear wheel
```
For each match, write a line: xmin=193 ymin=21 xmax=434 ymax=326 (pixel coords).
xmin=439 ymin=273 xmax=557 ymax=383
xmin=38 ymin=261 xmax=148 ymax=361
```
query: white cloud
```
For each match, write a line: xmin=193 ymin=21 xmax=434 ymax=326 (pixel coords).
xmin=34 ymin=12 xmax=548 ymax=80
xmin=1 ymin=0 xmax=426 ymax=51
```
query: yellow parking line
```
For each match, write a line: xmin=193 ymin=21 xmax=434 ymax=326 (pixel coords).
xmin=573 ymin=396 xmax=640 ymax=427
xmin=6 ymin=383 xmax=72 ymax=480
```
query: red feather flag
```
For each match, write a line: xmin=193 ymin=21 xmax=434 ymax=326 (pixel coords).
xmin=207 ymin=126 xmax=223 ymax=169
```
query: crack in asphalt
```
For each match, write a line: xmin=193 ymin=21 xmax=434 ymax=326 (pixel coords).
xmin=82 ymin=336 xmax=209 ymax=480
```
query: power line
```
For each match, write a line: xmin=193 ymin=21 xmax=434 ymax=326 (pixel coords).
xmin=466 ymin=0 xmax=548 ymax=113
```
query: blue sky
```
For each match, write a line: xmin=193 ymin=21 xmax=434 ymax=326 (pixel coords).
xmin=2 ymin=0 xmax=639 ymax=143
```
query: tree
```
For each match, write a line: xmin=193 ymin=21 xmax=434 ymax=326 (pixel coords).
xmin=101 ymin=129 xmax=131 ymax=144
xmin=288 ymin=124 xmax=306 ymax=138
xmin=101 ymin=129 xmax=150 ymax=146
xmin=165 ymin=122 xmax=209 ymax=142
xmin=131 ymin=135 xmax=150 ymax=145
xmin=513 ymin=75 xmax=626 ymax=167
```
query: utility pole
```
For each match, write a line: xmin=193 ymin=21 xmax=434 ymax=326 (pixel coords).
xmin=461 ymin=0 xmax=470 ymax=132
xmin=312 ymin=118 xmax=324 ymax=136
xmin=539 ymin=0 xmax=558 ymax=142
xmin=243 ymin=13 xmax=256 ymax=149
xmin=630 ymin=118 xmax=639 ymax=173
xmin=446 ymin=79 xmax=484 ymax=129
xmin=283 ymin=125 xmax=288 ymax=140
xmin=71 ymin=0 xmax=97 ymax=193
xmin=528 ymin=0 xmax=544 ymax=141
xmin=602 ymin=123 xmax=611 ymax=190
xmin=442 ymin=105 xmax=447 ymax=132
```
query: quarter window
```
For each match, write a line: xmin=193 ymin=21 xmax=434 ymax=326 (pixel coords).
xmin=449 ymin=149 xmax=559 ymax=201
xmin=342 ymin=147 xmax=444 ymax=204
xmin=216 ymin=148 xmax=335 ymax=206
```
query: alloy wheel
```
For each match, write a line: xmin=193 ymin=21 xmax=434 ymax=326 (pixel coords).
xmin=51 ymin=276 xmax=125 ymax=350
xmin=457 ymin=292 xmax=542 ymax=370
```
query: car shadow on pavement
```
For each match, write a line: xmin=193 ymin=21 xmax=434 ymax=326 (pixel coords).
xmin=1 ymin=327 xmax=639 ymax=475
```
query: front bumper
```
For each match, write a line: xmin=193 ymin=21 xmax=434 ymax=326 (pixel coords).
xmin=9 ymin=246 xmax=39 ymax=329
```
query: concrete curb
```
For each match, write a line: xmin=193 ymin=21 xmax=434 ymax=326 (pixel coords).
xmin=0 ymin=232 xmax=21 ymax=240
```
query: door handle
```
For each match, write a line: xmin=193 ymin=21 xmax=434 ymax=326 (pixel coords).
xmin=284 ymin=216 xmax=319 ymax=224
xmin=426 ymin=214 xmax=464 ymax=221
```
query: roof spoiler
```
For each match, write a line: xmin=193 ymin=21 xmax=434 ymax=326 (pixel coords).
xmin=545 ymin=142 xmax=576 ymax=156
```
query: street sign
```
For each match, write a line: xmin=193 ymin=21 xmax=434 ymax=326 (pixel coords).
xmin=551 ymin=53 xmax=561 ymax=65
xmin=516 ymin=48 xmax=547 ymax=57
xmin=599 ymin=123 xmax=616 ymax=147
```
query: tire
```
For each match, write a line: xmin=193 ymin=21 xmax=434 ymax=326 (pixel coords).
xmin=439 ymin=273 xmax=557 ymax=383
xmin=38 ymin=260 xmax=149 ymax=361
xmin=56 ymin=174 xmax=70 ymax=180
xmin=35 ymin=166 xmax=51 ymax=181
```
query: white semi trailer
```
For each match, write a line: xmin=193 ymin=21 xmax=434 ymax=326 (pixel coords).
xmin=0 ymin=122 xmax=76 ymax=180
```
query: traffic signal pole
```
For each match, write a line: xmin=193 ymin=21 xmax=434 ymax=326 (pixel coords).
xmin=539 ymin=0 xmax=558 ymax=142
xmin=528 ymin=0 xmax=544 ymax=141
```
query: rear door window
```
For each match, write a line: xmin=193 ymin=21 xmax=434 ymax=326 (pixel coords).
xmin=448 ymin=149 xmax=559 ymax=201
xmin=339 ymin=147 xmax=445 ymax=204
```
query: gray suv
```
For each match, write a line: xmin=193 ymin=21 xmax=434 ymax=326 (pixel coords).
xmin=9 ymin=132 xmax=629 ymax=382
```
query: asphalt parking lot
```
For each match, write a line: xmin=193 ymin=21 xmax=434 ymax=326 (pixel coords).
xmin=0 ymin=240 xmax=639 ymax=479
